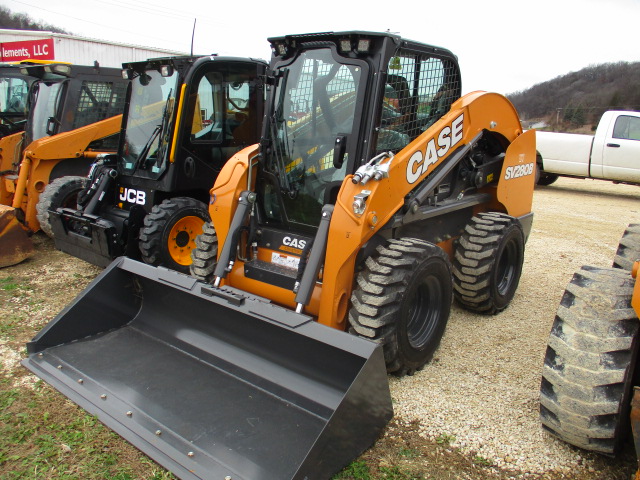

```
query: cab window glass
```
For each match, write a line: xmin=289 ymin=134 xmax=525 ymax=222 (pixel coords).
xmin=0 ymin=77 xmax=29 ymax=113
xmin=30 ymin=82 xmax=65 ymax=140
xmin=191 ymin=72 xmax=223 ymax=141
xmin=612 ymin=115 xmax=640 ymax=141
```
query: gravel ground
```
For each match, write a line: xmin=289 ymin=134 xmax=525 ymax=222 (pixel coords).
xmin=390 ymin=176 xmax=640 ymax=477
xmin=2 ymin=176 xmax=640 ymax=479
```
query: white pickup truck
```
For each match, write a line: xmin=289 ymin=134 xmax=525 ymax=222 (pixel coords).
xmin=535 ymin=110 xmax=640 ymax=185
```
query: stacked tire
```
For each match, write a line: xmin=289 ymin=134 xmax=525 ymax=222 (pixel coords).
xmin=540 ymin=224 xmax=640 ymax=454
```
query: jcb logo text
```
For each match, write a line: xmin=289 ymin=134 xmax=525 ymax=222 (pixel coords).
xmin=119 ymin=188 xmax=146 ymax=205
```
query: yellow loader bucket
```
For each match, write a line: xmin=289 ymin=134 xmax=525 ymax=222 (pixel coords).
xmin=0 ymin=204 xmax=34 ymax=268
xmin=23 ymin=257 xmax=393 ymax=480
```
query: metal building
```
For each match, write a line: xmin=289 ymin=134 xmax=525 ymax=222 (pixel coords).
xmin=0 ymin=29 xmax=185 ymax=67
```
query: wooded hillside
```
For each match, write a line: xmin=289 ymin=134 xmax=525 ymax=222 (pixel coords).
xmin=507 ymin=62 xmax=640 ymax=131
xmin=1 ymin=3 xmax=637 ymax=133
xmin=0 ymin=6 xmax=69 ymax=34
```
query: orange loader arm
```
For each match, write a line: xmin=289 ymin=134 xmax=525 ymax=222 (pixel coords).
xmin=11 ymin=114 xmax=122 ymax=232
xmin=318 ymin=92 xmax=535 ymax=329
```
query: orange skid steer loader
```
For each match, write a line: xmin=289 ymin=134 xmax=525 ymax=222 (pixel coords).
xmin=23 ymin=32 xmax=536 ymax=479
xmin=0 ymin=62 xmax=127 ymax=266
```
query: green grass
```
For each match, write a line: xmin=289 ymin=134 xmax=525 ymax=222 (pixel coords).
xmin=435 ymin=433 xmax=456 ymax=446
xmin=0 ymin=316 xmax=21 ymax=340
xmin=0 ymin=378 xmax=172 ymax=480
xmin=473 ymin=455 xmax=493 ymax=467
xmin=0 ymin=276 xmax=32 ymax=300
xmin=333 ymin=460 xmax=371 ymax=479
xmin=378 ymin=465 xmax=421 ymax=479
xmin=398 ymin=448 xmax=419 ymax=458
xmin=0 ymin=276 xmax=20 ymax=292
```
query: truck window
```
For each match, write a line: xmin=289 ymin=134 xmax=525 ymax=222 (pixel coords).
xmin=612 ymin=115 xmax=640 ymax=141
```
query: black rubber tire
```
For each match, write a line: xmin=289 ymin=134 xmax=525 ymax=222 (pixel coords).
xmin=348 ymin=238 xmax=453 ymax=376
xmin=189 ymin=221 xmax=218 ymax=282
xmin=539 ymin=266 xmax=639 ymax=454
xmin=35 ymin=176 xmax=86 ymax=238
xmin=537 ymin=172 xmax=559 ymax=186
xmin=453 ymin=212 xmax=525 ymax=314
xmin=613 ymin=224 xmax=640 ymax=271
xmin=139 ymin=197 xmax=210 ymax=274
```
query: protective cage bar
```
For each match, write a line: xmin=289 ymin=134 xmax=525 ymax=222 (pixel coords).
xmin=23 ymin=257 xmax=393 ymax=480
xmin=72 ymin=81 xmax=127 ymax=129
xmin=375 ymin=50 xmax=460 ymax=155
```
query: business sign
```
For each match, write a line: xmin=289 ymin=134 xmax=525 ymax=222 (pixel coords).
xmin=1 ymin=39 xmax=55 ymax=62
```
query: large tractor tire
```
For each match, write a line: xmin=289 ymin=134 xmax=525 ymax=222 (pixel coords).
xmin=540 ymin=266 xmax=639 ymax=454
xmin=139 ymin=197 xmax=209 ymax=274
xmin=453 ymin=212 xmax=525 ymax=314
xmin=189 ymin=221 xmax=218 ymax=282
xmin=348 ymin=238 xmax=452 ymax=376
xmin=613 ymin=224 xmax=640 ymax=271
xmin=36 ymin=176 xmax=87 ymax=238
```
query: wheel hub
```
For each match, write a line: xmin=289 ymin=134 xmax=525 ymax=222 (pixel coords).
xmin=168 ymin=215 xmax=205 ymax=265
xmin=407 ymin=277 xmax=442 ymax=349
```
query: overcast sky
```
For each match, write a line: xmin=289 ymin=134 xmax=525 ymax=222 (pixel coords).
xmin=3 ymin=0 xmax=639 ymax=95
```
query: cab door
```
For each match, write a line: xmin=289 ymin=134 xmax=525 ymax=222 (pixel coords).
xmin=602 ymin=114 xmax=640 ymax=182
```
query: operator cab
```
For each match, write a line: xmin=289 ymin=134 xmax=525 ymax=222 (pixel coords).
xmin=258 ymin=31 xmax=461 ymax=233
xmin=243 ymin=31 xmax=461 ymax=289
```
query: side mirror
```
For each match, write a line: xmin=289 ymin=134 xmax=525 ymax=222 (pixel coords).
xmin=333 ymin=134 xmax=347 ymax=169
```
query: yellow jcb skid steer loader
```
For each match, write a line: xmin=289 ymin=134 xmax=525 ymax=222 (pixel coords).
xmin=23 ymin=31 xmax=536 ymax=479
xmin=0 ymin=62 xmax=127 ymax=266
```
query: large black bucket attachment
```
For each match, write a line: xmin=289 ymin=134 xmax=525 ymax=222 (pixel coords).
xmin=23 ymin=257 xmax=393 ymax=480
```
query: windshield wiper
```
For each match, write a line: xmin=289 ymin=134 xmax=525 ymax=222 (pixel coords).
xmin=269 ymin=121 xmax=294 ymax=195
xmin=154 ymin=88 xmax=174 ymax=168
xmin=136 ymin=124 xmax=161 ymax=170
xmin=274 ymin=69 xmax=289 ymax=124
xmin=134 ymin=87 xmax=173 ymax=171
